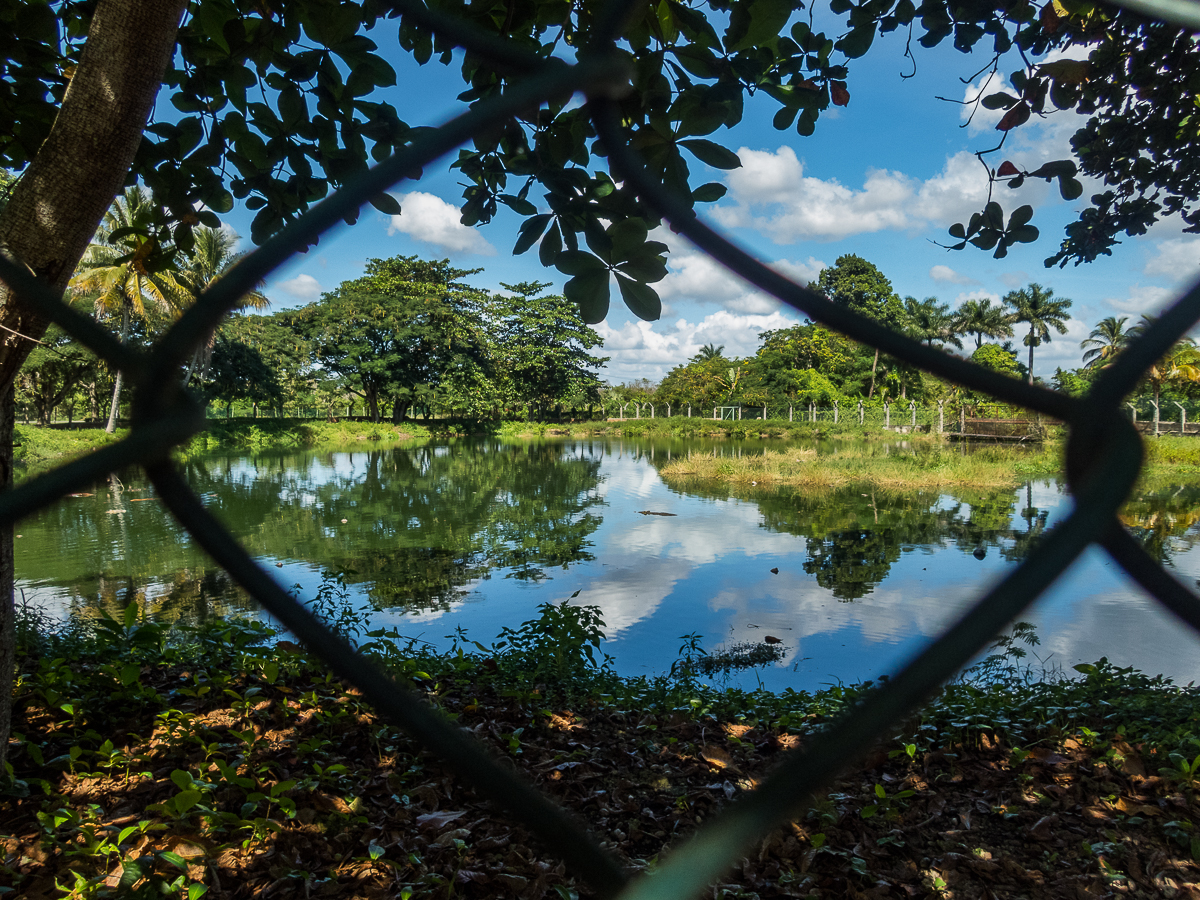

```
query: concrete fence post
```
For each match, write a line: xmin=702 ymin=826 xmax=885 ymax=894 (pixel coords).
xmin=789 ymin=406 xmax=793 ymax=422
xmin=884 ymin=402 xmax=890 ymax=429
xmin=1127 ymin=403 xmax=1136 ymax=424
xmin=1175 ymin=401 xmax=1187 ymax=434
xmin=763 ymin=405 xmax=767 ymax=420
xmin=650 ymin=404 xmax=655 ymax=419
xmin=833 ymin=401 xmax=839 ymax=424
xmin=738 ymin=406 xmax=742 ymax=420
xmin=960 ymin=405 xmax=966 ymax=433
xmin=1151 ymin=399 xmax=1160 ymax=435
xmin=858 ymin=400 xmax=864 ymax=426
xmin=636 ymin=404 xmax=641 ymax=419
xmin=910 ymin=401 xmax=916 ymax=429
xmin=810 ymin=402 xmax=815 ymax=423
xmin=938 ymin=400 xmax=944 ymax=434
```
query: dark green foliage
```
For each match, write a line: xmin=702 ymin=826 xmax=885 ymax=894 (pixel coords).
xmin=201 ymin=339 xmax=281 ymax=410
xmin=491 ymin=281 xmax=608 ymax=414
xmin=297 ymin=256 xmax=490 ymax=422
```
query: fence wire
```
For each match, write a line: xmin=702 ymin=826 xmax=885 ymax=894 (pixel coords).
xmin=4 ymin=1 xmax=1200 ymax=899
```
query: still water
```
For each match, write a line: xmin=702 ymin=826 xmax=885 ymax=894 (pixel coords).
xmin=18 ymin=437 xmax=1200 ymax=691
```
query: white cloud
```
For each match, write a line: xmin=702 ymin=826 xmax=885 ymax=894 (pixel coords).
xmin=273 ymin=274 xmax=323 ymax=301
xmin=1105 ymin=284 xmax=1175 ymax=316
xmin=952 ymin=289 xmax=1001 ymax=308
xmin=712 ymin=146 xmax=992 ymax=243
xmin=999 ymin=270 xmax=1030 ymax=289
xmin=961 ymin=71 xmax=1013 ymax=135
xmin=1144 ymin=237 xmax=1200 ymax=286
xmin=385 ymin=191 xmax=496 ymax=255
xmin=929 ymin=265 xmax=976 ymax=285
xmin=655 ymin=244 xmax=826 ymax=314
xmin=595 ymin=309 xmax=801 ymax=382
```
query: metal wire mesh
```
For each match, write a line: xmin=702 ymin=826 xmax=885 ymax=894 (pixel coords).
xmin=4 ymin=1 xmax=1200 ymax=898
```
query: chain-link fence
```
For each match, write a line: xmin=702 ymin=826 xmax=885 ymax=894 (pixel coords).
xmin=4 ymin=1 xmax=1200 ymax=899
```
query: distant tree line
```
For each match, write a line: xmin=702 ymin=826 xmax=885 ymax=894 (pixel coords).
xmin=17 ymin=190 xmax=608 ymax=427
xmin=605 ymin=254 xmax=1200 ymax=422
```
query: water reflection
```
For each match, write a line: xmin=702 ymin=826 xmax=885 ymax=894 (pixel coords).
xmin=18 ymin=437 xmax=1200 ymax=688
xmin=22 ymin=439 xmax=605 ymax=622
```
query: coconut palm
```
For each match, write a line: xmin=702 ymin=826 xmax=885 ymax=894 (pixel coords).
xmin=177 ymin=226 xmax=270 ymax=386
xmin=1003 ymin=283 xmax=1073 ymax=385
xmin=1129 ymin=316 xmax=1200 ymax=435
xmin=694 ymin=343 xmax=725 ymax=361
xmin=69 ymin=187 xmax=189 ymax=432
xmin=1080 ymin=316 xmax=1129 ymax=368
xmin=955 ymin=297 xmax=1014 ymax=349
xmin=904 ymin=296 xmax=963 ymax=349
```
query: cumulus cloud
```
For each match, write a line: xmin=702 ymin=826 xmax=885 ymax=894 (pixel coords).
xmin=930 ymin=265 xmax=976 ymax=285
xmin=595 ymin=309 xmax=802 ymax=382
xmin=1105 ymin=284 xmax=1175 ymax=316
xmin=273 ymin=274 xmax=323 ymax=301
xmin=1144 ymin=237 xmax=1200 ymax=286
xmin=655 ymin=243 xmax=826 ymax=314
xmin=952 ymin=289 xmax=1001 ymax=308
xmin=712 ymin=146 xmax=992 ymax=243
xmin=961 ymin=71 xmax=1014 ymax=135
xmin=386 ymin=191 xmax=496 ymax=255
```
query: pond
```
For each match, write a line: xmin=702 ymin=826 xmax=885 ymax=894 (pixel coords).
xmin=18 ymin=437 xmax=1200 ymax=691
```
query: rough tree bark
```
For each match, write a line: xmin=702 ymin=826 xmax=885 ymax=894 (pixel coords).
xmin=0 ymin=0 xmax=188 ymax=774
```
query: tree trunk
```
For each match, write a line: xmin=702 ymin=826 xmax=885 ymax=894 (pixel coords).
xmin=0 ymin=0 xmax=188 ymax=775
xmin=1028 ymin=326 xmax=1036 ymax=385
xmin=105 ymin=307 xmax=131 ymax=433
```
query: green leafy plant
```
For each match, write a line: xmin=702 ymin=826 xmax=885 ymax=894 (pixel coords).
xmin=493 ymin=595 xmax=612 ymax=684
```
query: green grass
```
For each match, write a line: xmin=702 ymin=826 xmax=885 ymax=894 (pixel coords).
xmin=14 ymin=425 xmax=125 ymax=478
xmin=181 ymin=418 xmax=431 ymax=453
xmin=659 ymin=441 xmax=1062 ymax=490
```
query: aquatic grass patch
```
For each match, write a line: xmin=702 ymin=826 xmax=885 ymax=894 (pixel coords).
xmin=658 ymin=442 xmax=1063 ymax=490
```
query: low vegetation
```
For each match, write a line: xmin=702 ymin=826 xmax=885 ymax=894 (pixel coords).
xmin=659 ymin=443 xmax=1061 ymax=490
xmin=5 ymin=585 xmax=1200 ymax=899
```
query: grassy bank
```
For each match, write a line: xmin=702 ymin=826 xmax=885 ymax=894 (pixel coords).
xmin=14 ymin=420 xmax=431 ymax=475
xmin=498 ymin=416 xmax=952 ymax=442
xmin=181 ymin=418 xmax=430 ymax=453
xmin=5 ymin=595 xmax=1200 ymax=899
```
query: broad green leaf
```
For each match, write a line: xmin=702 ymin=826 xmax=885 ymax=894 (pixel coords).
xmin=369 ymin=193 xmax=402 ymax=216
xmin=1007 ymin=204 xmax=1035 ymax=229
xmin=555 ymin=250 xmax=607 ymax=277
xmin=692 ymin=182 xmax=728 ymax=202
xmin=564 ymin=271 xmax=611 ymax=324
xmin=729 ymin=0 xmax=793 ymax=51
xmin=615 ymin=274 xmax=662 ymax=321
xmin=539 ymin=221 xmax=562 ymax=267
xmin=512 ymin=215 xmax=551 ymax=255
xmin=1059 ymin=177 xmax=1084 ymax=200
xmin=678 ymin=139 xmax=741 ymax=170
xmin=173 ymin=790 xmax=203 ymax=816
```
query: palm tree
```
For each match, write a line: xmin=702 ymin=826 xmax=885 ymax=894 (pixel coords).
xmin=904 ymin=296 xmax=963 ymax=349
xmin=69 ymin=187 xmax=189 ymax=432
xmin=694 ymin=343 xmax=725 ymax=361
xmin=1129 ymin=316 xmax=1200 ymax=435
xmin=1080 ymin=316 xmax=1129 ymax=368
xmin=177 ymin=226 xmax=270 ymax=387
xmin=955 ymin=297 xmax=1014 ymax=349
xmin=1003 ymin=283 xmax=1073 ymax=385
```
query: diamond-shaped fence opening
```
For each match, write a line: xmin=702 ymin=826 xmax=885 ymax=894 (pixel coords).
xmin=4 ymin=1 xmax=1200 ymax=898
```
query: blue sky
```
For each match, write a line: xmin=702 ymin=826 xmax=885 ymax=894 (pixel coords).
xmin=219 ymin=14 xmax=1200 ymax=385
